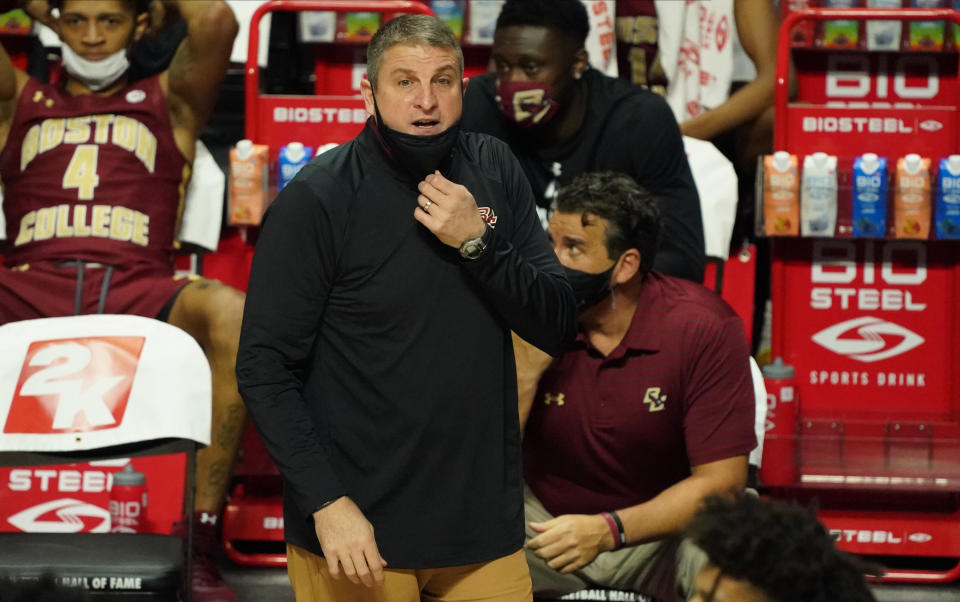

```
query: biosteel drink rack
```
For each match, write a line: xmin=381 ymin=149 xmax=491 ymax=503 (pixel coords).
xmin=763 ymin=6 xmax=960 ymax=584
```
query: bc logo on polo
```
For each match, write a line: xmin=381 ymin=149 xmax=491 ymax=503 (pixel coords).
xmin=643 ymin=387 xmax=667 ymax=412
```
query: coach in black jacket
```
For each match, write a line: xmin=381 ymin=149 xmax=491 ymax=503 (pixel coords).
xmin=236 ymin=14 xmax=576 ymax=602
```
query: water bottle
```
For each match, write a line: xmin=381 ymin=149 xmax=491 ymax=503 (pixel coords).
xmin=278 ymin=142 xmax=313 ymax=190
xmin=759 ymin=358 xmax=799 ymax=486
xmin=801 ymin=152 xmax=838 ymax=236
xmin=109 ymin=464 xmax=148 ymax=533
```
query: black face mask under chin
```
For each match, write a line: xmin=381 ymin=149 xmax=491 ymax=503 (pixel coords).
xmin=563 ymin=264 xmax=616 ymax=310
xmin=373 ymin=95 xmax=460 ymax=180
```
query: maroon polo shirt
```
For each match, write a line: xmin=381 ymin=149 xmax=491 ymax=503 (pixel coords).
xmin=523 ymin=271 xmax=756 ymax=517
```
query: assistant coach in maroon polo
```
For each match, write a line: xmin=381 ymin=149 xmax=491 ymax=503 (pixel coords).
xmin=514 ymin=171 xmax=756 ymax=602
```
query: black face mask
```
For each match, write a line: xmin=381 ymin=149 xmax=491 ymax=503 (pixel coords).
xmin=373 ymin=96 xmax=460 ymax=180
xmin=563 ymin=264 xmax=615 ymax=310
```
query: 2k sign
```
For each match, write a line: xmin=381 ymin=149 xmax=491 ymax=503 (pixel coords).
xmin=3 ymin=337 xmax=144 ymax=433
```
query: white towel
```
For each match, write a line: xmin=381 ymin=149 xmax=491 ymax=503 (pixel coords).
xmin=656 ymin=0 xmax=736 ymax=123
xmin=684 ymin=136 xmax=738 ymax=260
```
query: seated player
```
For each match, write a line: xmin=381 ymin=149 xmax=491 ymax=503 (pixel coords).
xmin=0 ymin=2 xmax=242 ymax=600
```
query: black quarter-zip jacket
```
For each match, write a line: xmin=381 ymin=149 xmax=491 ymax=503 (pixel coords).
xmin=236 ymin=119 xmax=576 ymax=568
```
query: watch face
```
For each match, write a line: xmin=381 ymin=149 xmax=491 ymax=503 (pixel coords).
xmin=460 ymin=236 xmax=485 ymax=259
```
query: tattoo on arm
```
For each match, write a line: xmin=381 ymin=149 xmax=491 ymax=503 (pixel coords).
xmin=215 ymin=403 xmax=245 ymax=448
xmin=206 ymin=460 xmax=230 ymax=490
xmin=168 ymin=42 xmax=193 ymax=88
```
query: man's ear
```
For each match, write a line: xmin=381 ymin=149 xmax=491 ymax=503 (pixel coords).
xmin=360 ymin=77 xmax=375 ymax=117
xmin=572 ymin=47 xmax=589 ymax=79
xmin=613 ymin=249 xmax=641 ymax=285
xmin=462 ymin=76 xmax=469 ymax=93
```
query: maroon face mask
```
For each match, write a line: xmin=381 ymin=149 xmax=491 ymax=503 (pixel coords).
xmin=495 ymin=80 xmax=560 ymax=128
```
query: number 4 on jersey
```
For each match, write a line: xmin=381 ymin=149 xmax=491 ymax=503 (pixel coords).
xmin=63 ymin=144 xmax=100 ymax=200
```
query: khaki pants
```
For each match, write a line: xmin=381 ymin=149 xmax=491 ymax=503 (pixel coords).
xmin=287 ymin=544 xmax=533 ymax=602
xmin=523 ymin=487 xmax=706 ymax=602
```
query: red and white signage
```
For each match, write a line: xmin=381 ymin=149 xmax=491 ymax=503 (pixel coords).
xmin=0 ymin=315 xmax=211 ymax=535
xmin=773 ymin=239 xmax=956 ymax=419
xmin=0 ymin=315 xmax=211 ymax=452
xmin=4 ymin=337 xmax=144 ymax=434
xmin=0 ymin=456 xmax=186 ymax=535
xmin=819 ymin=508 xmax=960 ymax=580
xmin=796 ymin=53 xmax=958 ymax=107
xmin=779 ymin=51 xmax=960 ymax=162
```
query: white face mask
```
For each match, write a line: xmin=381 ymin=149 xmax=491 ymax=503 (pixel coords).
xmin=60 ymin=45 xmax=130 ymax=92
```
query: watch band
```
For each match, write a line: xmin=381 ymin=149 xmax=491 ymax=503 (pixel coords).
xmin=459 ymin=225 xmax=490 ymax=260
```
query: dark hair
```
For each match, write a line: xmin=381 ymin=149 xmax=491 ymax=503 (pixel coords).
xmin=555 ymin=171 xmax=660 ymax=273
xmin=687 ymin=494 xmax=878 ymax=602
xmin=52 ymin=0 xmax=150 ymax=15
xmin=366 ymin=15 xmax=463 ymax=89
xmin=496 ymin=0 xmax=589 ymax=47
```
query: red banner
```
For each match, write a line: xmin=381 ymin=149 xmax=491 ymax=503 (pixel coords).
xmin=0 ymin=455 xmax=186 ymax=535
xmin=773 ymin=239 xmax=958 ymax=420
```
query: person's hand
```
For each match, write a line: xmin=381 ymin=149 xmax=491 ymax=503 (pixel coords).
xmin=23 ymin=0 xmax=56 ymax=29
xmin=313 ymin=497 xmax=387 ymax=587
xmin=415 ymin=171 xmax=487 ymax=249
xmin=526 ymin=514 xmax=613 ymax=574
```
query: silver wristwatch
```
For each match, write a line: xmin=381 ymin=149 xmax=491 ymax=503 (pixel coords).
xmin=459 ymin=226 xmax=490 ymax=260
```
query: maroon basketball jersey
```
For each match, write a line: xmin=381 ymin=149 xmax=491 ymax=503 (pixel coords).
xmin=615 ymin=0 xmax=668 ymax=93
xmin=0 ymin=76 xmax=190 ymax=267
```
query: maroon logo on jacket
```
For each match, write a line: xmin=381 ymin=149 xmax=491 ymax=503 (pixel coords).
xmin=478 ymin=206 xmax=498 ymax=228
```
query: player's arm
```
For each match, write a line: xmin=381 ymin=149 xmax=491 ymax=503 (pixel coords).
xmin=0 ymin=33 xmax=21 ymax=105
xmin=161 ymin=0 xmax=237 ymax=133
xmin=0 ymin=1 xmax=46 ymax=116
xmin=679 ymin=0 xmax=779 ymax=140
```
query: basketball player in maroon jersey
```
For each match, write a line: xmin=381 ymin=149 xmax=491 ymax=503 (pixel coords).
xmin=0 ymin=2 xmax=242 ymax=600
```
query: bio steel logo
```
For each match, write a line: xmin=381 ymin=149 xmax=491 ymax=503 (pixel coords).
xmin=825 ymin=54 xmax=939 ymax=105
xmin=804 ymin=55 xmax=943 ymax=133
xmin=272 ymin=106 xmax=368 ymax=124
xmin=7 ymin=498 xmax=110 ymax=533
xmin=812 ymin=317 xmax=924 ymax=362
xmin=807 ymin=241 xmax=928 ymax=388
xmin=830 ymin=529 xmax=933 ymax=546
xmin=810 ymin=241 xmax=926 ymax=312
xmin=3 ymin=337 xmax=145 ymax=434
